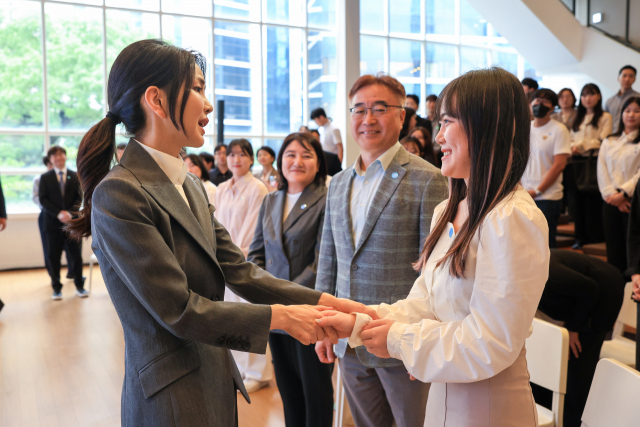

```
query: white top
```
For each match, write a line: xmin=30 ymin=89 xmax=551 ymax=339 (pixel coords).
xmin=53 ymin=166 xmax=68 ymax=188
xmin=202 ymin=180 xmax=217 ymax=205
xmin=283 ymin=191 xmax=302 ymax=222
xmin=597 ymin=130 xmax=640 ymax=199
xmin=570 ymin=112 xmax=613 ymax=155
xmin=521 ymin=119 xmax=572 ymax=201
xmin=350 ymin=142 xmax=401 ymax=246
xmin=348 ymin=187 xmax=550 ymax=383
xmin=319 ymin=119 xmax=343 ymax=154
xmin=33 ymin=176 xmax=42 ymax=208
xmin=136 ymin=139 xmax=189 ymax=208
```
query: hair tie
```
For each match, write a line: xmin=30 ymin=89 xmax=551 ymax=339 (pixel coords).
xmin=106 ymin=111 xmax=121 ymax=125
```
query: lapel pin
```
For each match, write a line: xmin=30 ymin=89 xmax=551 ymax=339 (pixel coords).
xmin=391 ymin=172 xmax=399 ymax=179
xmin=449 ymin=228 xmax=453 ymax=238
xmin=300 ymin=204 xmax=307 ymax=210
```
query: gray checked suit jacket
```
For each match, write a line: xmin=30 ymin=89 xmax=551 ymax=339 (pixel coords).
xmin=91 ymin=140 xmax=322 ymax=427
xmin=316 ymin=146 xmax=448 ymax=367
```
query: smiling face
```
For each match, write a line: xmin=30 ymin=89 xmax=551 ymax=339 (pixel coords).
xmin=282 ymin=140 xmax=320 ymax=191
xmin=436 ymin=105 xmax=471 ymax=180
xmin=622 ymin=101 xmax=640 ymax=132
xmin=257 ymin=149 xmax=275 ymax=168
xmin=350 ymin=84 xmax=405 ymax=156
xmin=228 ymin=145 xmax=253 ymax=178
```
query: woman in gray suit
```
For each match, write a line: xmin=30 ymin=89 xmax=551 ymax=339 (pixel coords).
xmin=248 ymin=133 xmax=332 ymax=427
xmin=66 ymin=40 xmax=374 ymax=427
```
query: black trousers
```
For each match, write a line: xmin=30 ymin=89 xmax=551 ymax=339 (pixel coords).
xmin=602 ymin=203 xmax=629 ymax=273
xmin=39 ymin=211 xmax=77 ymax=275
xmin=45 ymin=225 xmax=84 ymax=292
xmin=573 ymin=191 xmax=604 ymax=245
xmin=535 ymin=200 xmax=562 ymax=248
xmin=269 ymin=333 xmax=334 ymax=427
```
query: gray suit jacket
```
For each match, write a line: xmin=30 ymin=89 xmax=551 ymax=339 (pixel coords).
xmin=91 ymin=140 xmax=322 ymax=427
xmin=316 ymin=146 xmax=448 ymax=367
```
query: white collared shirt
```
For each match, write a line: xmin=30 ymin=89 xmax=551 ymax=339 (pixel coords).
xmin=597 ymin=130 xmax=640 ymax=198
xmin=53 ymin=166 xmax=68 ymax=188
xmin=136 ymin=139 xmax=190 ymax=208
xmin=570 ymin=112 xmax=613 ymax=154
xmin=350 ymin=142 xmax=401 ymax=246
xmin=319 ymin=119 xmax=342 ymax=154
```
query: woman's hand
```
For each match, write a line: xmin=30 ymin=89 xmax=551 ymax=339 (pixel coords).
xmin=619 ymin=199 xmax=631 ymax=213
xmin=361 ymin=319 xmax=396 ymax=358
xmin=270 ymin=304 xmax=327 ymax=345
xmin=317 ymin=294 xmax=380 ymax=320
xmin=569 ymin=331 xmax=582 ymax=359
xmin=315 ymin=337 xmax=337 ymax=363
xmin=606 ymin=192 xmax=627 ymax=207
xmin=315 ymin=310 xmax=357 ymax=339
xmin=631 ymin=274 xmax=640 ymax=301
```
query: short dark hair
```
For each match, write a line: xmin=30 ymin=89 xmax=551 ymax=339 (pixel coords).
xmin=557 ymin=88 xmax=576 ymax=106
xmin=310 ymin=129 xmax=320 ymax=138
xmin=185 ymin=154 xmax=210 ymax=182
xmin=619 ymin=65 xmax=637 ymax=76
xmin=407 ymin=94 xmax=419 ymax=106
xmin=214 ymin=144 xmax=227 ymax=154
xmin=310 ymin=108 xmax=327 ymax=120
xmin=400 ymin=135 xmax=422 ymax=155
xmin=199 ymin=152 xmax=213 ymax=164
xmin=42 ymin=156 xmax=51 ymax=167
xmin=47 ymin=146 xmax=66 ymax=157
xmin=227 ymin=139 xmax=254 ymax=160
xmin=532 ymin=88 xmax=558 ymax=107
xmin=426 ymin=94 xmax=438 ymax=103
xmin=277 ymin=132 xmax=327 ymax=191
xmin=521 ymin=78 xmax=539 ymax=90
xmin=116 ymin=143 xmax=127 ymax=150
xmin=257 ymin=146 xmax=276 ymax=159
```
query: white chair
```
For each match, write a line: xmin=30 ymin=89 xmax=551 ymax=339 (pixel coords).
xmin=526 ymin=318 xmax=569 ymax=427
xmin=87 ymin=253 xmax=98 ymax=295
xmin=599 ymin=282 xmax=637 ymax=368
xmin=580 ymin=358 xmax=640 ymax=427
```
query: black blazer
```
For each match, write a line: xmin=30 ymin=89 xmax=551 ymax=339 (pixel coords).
xmin=0 ymin=175 xmax=6 ymax=219
xmin=39 ymin=169 xmax=82 ymax=232
xmin=248 ymin=181 xmax=327 ymax=289
xmin=324 ymin=151 xmax=342 ymax=177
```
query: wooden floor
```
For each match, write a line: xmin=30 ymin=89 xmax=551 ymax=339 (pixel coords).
xmin=0 ymin=266 xmax=296 ymax=427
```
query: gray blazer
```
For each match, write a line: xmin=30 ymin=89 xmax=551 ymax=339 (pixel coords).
xmin=91 ymin=140 xmax=322 ymax=427
xmin=316 ymin=146 xmax=448 ymax=367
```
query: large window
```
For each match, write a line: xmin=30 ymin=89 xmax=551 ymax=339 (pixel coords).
xmin=360 ymin=0 xmax=537 ymax=118
xmin=0 ymin=0 xmax=336 ymax=213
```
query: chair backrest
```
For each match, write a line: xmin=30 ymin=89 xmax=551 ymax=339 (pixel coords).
xmin=526 ymin=317 xmax=569 ymax=393
xmin=581 ymin=358 xmax=640 ymax=427
xmin=614 ymin=282 xmax=637 ymax=332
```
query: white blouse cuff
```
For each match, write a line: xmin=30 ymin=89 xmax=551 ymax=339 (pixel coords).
xmin=348 ymin=312 xmax=373 ymax=348
xmin=387 ymin=322 xmax=409 ymax=359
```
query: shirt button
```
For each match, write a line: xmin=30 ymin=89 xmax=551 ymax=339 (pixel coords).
xmin=351 ymin=264 xmax=358 ymax=271
xmin=364 ymin=180 xmax=369 ymax=185
xmin=268 ymin=259 xmax=273 ymax=265
xmin=360 ymin=203 xmax=364 ymax=207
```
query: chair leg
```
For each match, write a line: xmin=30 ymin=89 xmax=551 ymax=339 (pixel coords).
xmin=335 ymin=362 xmax=345 ymax=427
xmin=88 ymin=257 xmax=94 ymax=295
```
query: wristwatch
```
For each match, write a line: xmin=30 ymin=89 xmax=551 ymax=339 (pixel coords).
xmin=534 ymin=188 xmax=542 ymax=197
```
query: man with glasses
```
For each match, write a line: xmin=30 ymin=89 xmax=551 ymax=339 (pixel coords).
xmin=315 ymin=74 xmax=448 ymax=427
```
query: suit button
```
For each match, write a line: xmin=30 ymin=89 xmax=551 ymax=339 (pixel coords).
xmin=268 ymin=259 xmax=272 ymax=265
xmin=351 ymin=264 xmax=358 ymax=271
xmin=243 ymin=342 xmax=251 ymax=351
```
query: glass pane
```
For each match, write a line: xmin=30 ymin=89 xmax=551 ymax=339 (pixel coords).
xmin=55 ymin=0 xmax=103 ymax=5
xmin=360 ymin=35 xmax=386 ymax=76
xmin=0 ymin=1 xmax=44 ymax=129
xmin=460 ymin=47 xmax=488 ymax=74
xmin=185 ymin=137 xmax=215 ymax=155
xmin=308 ymin=31 xmax=337 ymax=124
xmin=308 ymin=0 xmax=336 ymax=29
xmin=360 ymin=0 xmax=385 ymax=34
xmin=402 ymin=83 xmax=421 ymax=102
xmin=214 ymin=0 xmax=260 ymax=22
xmin=163 ymin=14 xmax=214 ymax=134
xmin=460 ymin=0 xmax=488 ymax=37
xmin=426 ymin=83 xmax=446 ymax=97
xmin=426 ymin=43 xmax=456 ymax=78
xmin=106 ymin=10 xmax=160 ymax=73
xmin=106 ymin=0 xmax=159 ymax=11
xmin=389 ymin=0 xmax=421 ymax=36
xmin=426 ymin=0 xmax=455 ymax=35
xmin=493 ymin=51 xmax=518 ymax=76
xmin=45 ymin=3 xmax=104 ymax=131
xmin=0 ymin=135 xmax=45 ymax=169
xmin=390 ymin=39 xmax=421 ymax=78
xmin=215 ymin=21 xmax=261 ymax=135
xmin=264 ymin=138 xmax=285 ymax=157
xmin=524 ymin=59 xmax=537 ymax=79
xmin=162 ymin=0 xmax=212 ymax=17
xmin=263 ymin=0 xmax=305 ymax=25
xmin=264 ymin=26 xmax=304 ymax=135
xmin=2 ymin=174 xmax=40 ymax=214
xmin=50 ymin=135 xmax=82 ymax=170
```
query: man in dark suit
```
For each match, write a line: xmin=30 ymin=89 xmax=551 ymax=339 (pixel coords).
xmin=0 ymin=174 xmax=6 ymax=312
xmin=39 ymin=146 xmax=87 ymax=300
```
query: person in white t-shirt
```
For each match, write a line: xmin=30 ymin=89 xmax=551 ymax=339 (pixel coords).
xmin=522 ymin=88 xmax=572 ymax=248
xmin=311 ymin=108 xmax=343 ymax=163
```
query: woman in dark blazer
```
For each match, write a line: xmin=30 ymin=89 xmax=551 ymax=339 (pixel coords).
xmin=248 ymin=132 xmax=332 ymax=427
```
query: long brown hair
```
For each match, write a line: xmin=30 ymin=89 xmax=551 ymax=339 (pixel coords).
xmin=66 ymin=39 xmax=203 ymax=240
xmin=414 ymin=68 xmax=531 ymax=277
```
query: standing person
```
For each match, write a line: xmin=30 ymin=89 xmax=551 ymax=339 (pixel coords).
xmin=0 ymin=174 xmax=5 ymax=312
xmin=406 ymin=94 xmax=431 ymax=130
xmin=314 ymin=73 xmax=448 ymax=427
xmin=254 ymin=146 xmax=279 ymax=191
xmin=33 ymin=156 xmax=58 ymax=274
xmin=399 ymin=107 xmax=417 ymax=140
xmin=39 ymin=146 xmax=86 ymax=300
xmin=318 ymin=67 xmax=550 ymax=427
xmin=199 ymin=151 xmax=214 ymax=171
xmin=409 ymin=126 xmax=439 ymax=167
xmin=522 ymin=88 xmax=572 ymax=248
xmin=248 ymin=133 xmax=332 ymax=427
xmin=625 ymin=177 xmax=640 ymax=370
xmin=425 ymin=94 xmax=439 ymax=144
xmin=214 ymin=138 xmax=274 ymax=393
xmin=598 ymin=97 xmax=640 ymax=273
xmin=552 ymin=88 xmax=578 ymax=130
xmin=522 ymin=77 xmax=539 ymax=102
xmin=568 ymin=84 xmax=612 ymax=247
xmin=184 ymin=154 xmax=216 ymax=203
xmin=209 ymin=144 xmax=232 ymax=185
xmin=66 ymin=39 xmax=373 ymax=427
xmin=311 ymin=108 xmax=343 ymax=163
xmin=605 ymin=65 xmax=640 ymax=133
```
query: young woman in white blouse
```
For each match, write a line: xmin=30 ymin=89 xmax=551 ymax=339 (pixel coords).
xmin=568 ymin=84 xmax=612 ymax=247
xmin=184 ymin=154 xmax=216 ymax=203
xmin=597 ymin=96 xmax=640 ymax=272
xmin=317 ymin=68 xmax=550 ymax=426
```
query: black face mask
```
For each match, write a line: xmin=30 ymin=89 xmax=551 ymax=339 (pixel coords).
xmin=532 ymin=103 xmax=551 ymax=118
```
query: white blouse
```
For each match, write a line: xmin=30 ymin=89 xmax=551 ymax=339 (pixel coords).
xmin=570 ymin=112 xmax=612 ymax=154
xmin=348 ymin=187 xmax=550 ymax=383
xmin=202 ymin=180 xmax=217 ymax=205
xmin=597 ymin=130 xmax=640 ymax=199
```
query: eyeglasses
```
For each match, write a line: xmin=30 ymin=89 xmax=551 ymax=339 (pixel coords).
xmin=349 ymin=105 xmax=404 ymax=117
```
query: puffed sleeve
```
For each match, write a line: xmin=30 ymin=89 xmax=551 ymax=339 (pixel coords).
xmin=597 ymin=138 xmax=616 ymax=199
xmin=385 ymin=201 xmax=550 ymax=383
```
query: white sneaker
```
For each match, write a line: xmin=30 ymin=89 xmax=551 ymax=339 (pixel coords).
xmin=242 ymin=379 xmax=269 ymax=393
